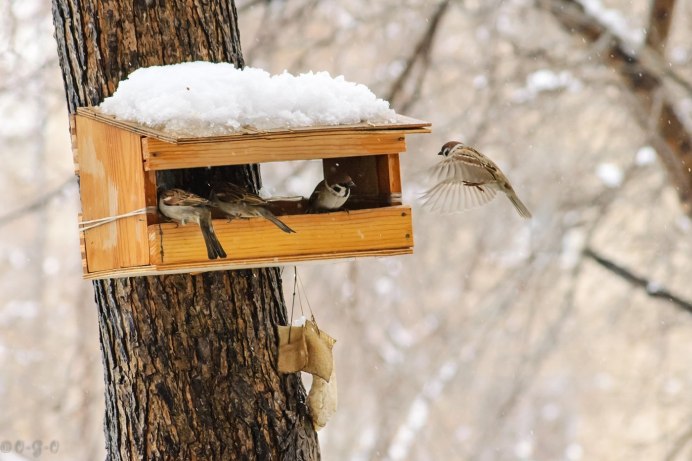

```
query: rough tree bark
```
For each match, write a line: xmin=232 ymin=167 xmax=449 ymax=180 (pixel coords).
xmin=51 ymin=1 xmax=319 ymax=459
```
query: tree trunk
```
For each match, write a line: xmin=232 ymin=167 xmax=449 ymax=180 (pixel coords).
xmin=52 ymin=1 xmax=319 ymax=459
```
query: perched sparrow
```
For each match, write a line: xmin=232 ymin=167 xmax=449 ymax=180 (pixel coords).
xmin=422 ymin=141 xmax=531 ymax=218
xmin=158 ymin=188 xmax=227 ymax=259
xmin=210 ymin=182 xmax=295 ymax=234
xmin=307 ymin=174 xmax=356 ymax=213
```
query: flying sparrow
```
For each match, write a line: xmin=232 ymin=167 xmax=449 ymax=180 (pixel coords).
xmin=307 ymin=174 xmax=356 ymax=213
xmin=422 ymin=141 xmax=531 ymax=218
xmin=210 ymin=182 xmax=295 ymax=234
xmin=158 ymin=188 xmax=227 ymax=259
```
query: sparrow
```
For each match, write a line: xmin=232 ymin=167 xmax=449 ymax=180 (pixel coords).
xmin=210 ymin=182 xmax=295 ymax=234
xmin=421 ymin=141 xmax=531 ymax=218
xmin=307 ymin=174 xmax=356 ymax=213
xmin=158 ymin=188 xmax=227 ymax=259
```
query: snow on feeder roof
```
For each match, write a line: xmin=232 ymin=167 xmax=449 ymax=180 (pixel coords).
xmin=99 ymin=62 xmax=398 ymax=137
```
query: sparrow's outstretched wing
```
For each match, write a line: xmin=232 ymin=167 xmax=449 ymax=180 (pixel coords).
xmin=421 ymin=179 xmax=498 ymax=213
xmin=427 ymin=154 xmax=499 ymax=184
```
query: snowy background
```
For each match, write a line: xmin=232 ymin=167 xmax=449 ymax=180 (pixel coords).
xmin=2 ymin=0 xmax=692 ymax=460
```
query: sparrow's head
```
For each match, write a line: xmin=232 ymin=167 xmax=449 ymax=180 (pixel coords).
xmin=333 ymin=174 xmax=356 ymax=189
xmin=438 ymin=141 xmax=463 ymax=157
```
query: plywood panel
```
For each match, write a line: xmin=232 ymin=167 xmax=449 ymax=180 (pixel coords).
xmin=76 ymin=115 xmax=151 ymax=272
xmin=142 ymin=131 xmax=408 ymax=170
xmin=149 ymin=207 xmax=413 ymax=265
xmin=77 ymin=106 xmax=431 ymax=143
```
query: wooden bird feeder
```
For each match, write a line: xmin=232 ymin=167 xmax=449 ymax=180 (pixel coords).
xmin=71 ymin=107 xmax=430 ymax=279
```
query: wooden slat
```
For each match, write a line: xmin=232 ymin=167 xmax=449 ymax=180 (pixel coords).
xmin=82 ymin=248 xmax=413 ymax=279
xmin=69 ymin=114 xmax=79 ymax=174
xmin=149 ymin=207 xmax=413 ymax=265
xmin=143 ymin=170 xmax=159 ymax=223
xmin=377 ymin=154 xmax=402 ymax=205
xmin=76 ymin=115 xmax=152 ymax=273
xmin=142 ymin=131 xmax=409 ymax=170
xmin=77 ymin=106 xmax=431 ymax=143
xmin=76 ymin=107 xmax=182 ymax=142
xmin=78 ymin=212 xmax=88 ymax=274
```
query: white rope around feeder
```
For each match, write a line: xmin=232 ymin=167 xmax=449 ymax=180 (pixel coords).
xmin=78 ymin=206 xmax=157 ymax=232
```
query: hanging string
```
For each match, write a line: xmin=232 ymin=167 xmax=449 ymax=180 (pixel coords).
xmin=287 ymin=266 xmax=320 ymax=340
xmin=78 ymin=206 xmax=157 ymax=232
xmin=288 ymin=265 xmax=299 ymax=342
xmin=296 ymin=269 xmax=319 ymax=334
xmin=296 ymin=274 xmax=306 ymax=317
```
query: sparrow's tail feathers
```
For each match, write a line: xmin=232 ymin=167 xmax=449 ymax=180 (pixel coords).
xmin=200 ymin=219 xmax=227 ymax=259
xmin=507 ymin=192 xmax=532 ymax=219
xmin=260 ymin=208 xmax=296 ymax=233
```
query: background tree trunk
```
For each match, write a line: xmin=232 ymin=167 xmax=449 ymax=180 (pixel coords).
xmin=51 ymin=1 xmax=319 ymax=459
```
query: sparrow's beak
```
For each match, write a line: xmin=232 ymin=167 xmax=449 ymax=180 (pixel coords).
xmin=437 ymin=150 xmax=444 ymax=156
xmin=347 ymin=180 xmax=356 ymax=188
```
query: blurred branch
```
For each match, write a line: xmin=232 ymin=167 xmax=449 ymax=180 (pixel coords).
xmin=386 ymin=0 xmax=451 ymax=108
xmin=584 ymin=247 xmax=692 ymax=315
xmin=245 ymin=0 xmax=320 ymax=62
xmin=645 ymin=0 xmax=676 ymax=51
xmin=538 ymin=0 xmax=692 ymax=214
xmin=642 ymin=0 xmax=692 ymax=94
xmin=289 ymin=27 xmax=340 ymax=71
xmin=0 ymin=177 xmax=75 ymax=228
xmin=665 ymin=421 xmax=692 ymax=461
xmin=237 ymin=0 xmax=267 ymax=13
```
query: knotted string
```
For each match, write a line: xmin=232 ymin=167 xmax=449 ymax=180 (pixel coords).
xmin=78 ymin=206 xmax=157 ymax=232
xmin=288 ymin=266 xmax=318 ymax=341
